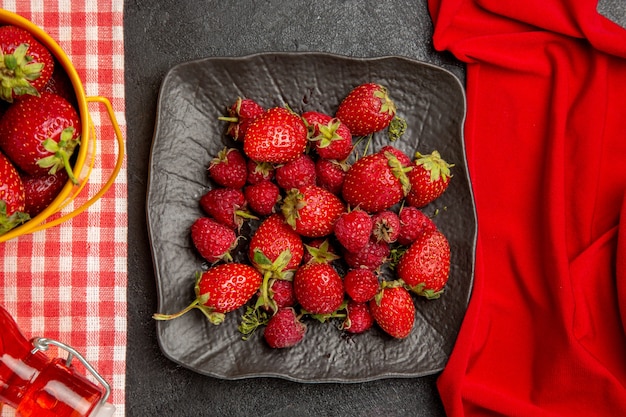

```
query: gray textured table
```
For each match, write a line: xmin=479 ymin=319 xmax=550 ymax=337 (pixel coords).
xmin=124 ymin=1 xmax=464 ymax=415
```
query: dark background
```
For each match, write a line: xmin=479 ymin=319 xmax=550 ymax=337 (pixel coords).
xmin=124 ymin=1 xmax=464 ymax=415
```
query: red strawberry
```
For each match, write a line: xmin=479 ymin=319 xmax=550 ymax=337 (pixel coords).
xmin=0 ymin=25 xmax=54 ymax=102
xmin=342 ymin=148 xmax=411 ymax=213
xmin=0 ymin=151 xmax=29 ymax=234
xmin=246 ymin=159 xmax=274 ymax=184
xmin=371 ymin=210 xmax=401 ymax=243
xmin=281 ymin=184 xmax=345 ymax=238
xmin=294 ymin=262 xmax=344 ymax=315
xmin=244 ymin=179 xmax=281 ymax=216
xmin=0 ymin=92 xmax=80 ymax=182
xmin=369 ymin=284 xmax=415 ymax=339
xmin=343 ymin=268 xmax=379 ymax=303
xmin=302 ymin=238 xmax=340 ymax=265
xmin=302 ymin=111 xmax=353 ymax=161
xmin=190 ymin=217 xmax=238 ymax=263
xmin=218 ymin=97 xmax=264 ymax=141
xmin=275 ymin=153 xmax=316 ymax=190
xmin=406 ymin=150 xmax=453 ymax=207
xmin=263 ymin=307 xmax=307 ymax=348
xmin=315 ymin=158 xmax=348 ymax=195
xmin=342 ymin=301 xmax=374 ymax=334
xmin=396 ymin=228 xmax=451 ymax=299
xmin=243 ymin=107 xmax=308 ymax=164
xmin=22 ymin=169 xmax=68 ymax=217
xmin=199 ymin=187 xmax=256 ymax=230
xmin=335 ymin=83 xmax=396 ymax=137
xmin=380 ymin=145 xmax=412 ymax=167
xmin=333 ymin=208 xmax=372 ymax=253
xmin=252 ymin=277 xmax=298 ymax=316
xmin=248 ymin=213 xmax=304 ymax=275
xmin=249 ymin=213 xmax=304 ymax=310
xmin=153 ymin=263 xmax=263 ymax=325
xmin=207 ymin=147 xmax=248 ymax=189
xmin=343 ymin=237 xmax=390 ymax=271
xmin=397 ymin=206 xmax=437 ymax=246
xmin=267 ymin=279 xmax=297 ymax=310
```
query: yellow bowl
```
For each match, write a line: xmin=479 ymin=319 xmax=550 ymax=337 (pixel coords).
xmin=0 ymin=9 xmax=124 ymax=242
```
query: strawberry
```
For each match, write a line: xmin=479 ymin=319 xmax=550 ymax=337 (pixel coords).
xmin=342 ymin=301 xmax=374 ymax=334
xmin=396 ymin=228 xmax=451 ymax=299
xmin=190 ymin=217 xmax=238 ymax=263
xmin=371 ymin=210 xmax=401 ymax=243
xmin=302 ymin=111 xmax=353 ymax=161
xmin=281 ymin=184 xmax=345 ymax=238
xmin=243 ymin=107 xmax=308 ymax=164
xmin=294 ymin=262 xmax=344 ymax=315
xmin=369 ymin=284 xmax=415 ymax=339
xmin=0 ymin=151 xmax=29 ymax=234
xmin=302 ymin=238 xmax=340 ymax=265
xmin=218 ymin=97 xmax=264 ymax=141
xmin=0 ymin=25 xmax=54 ymax=102
xmin=397 ymin=206 xmax=437 ymax=246
xmin=246 ymin=159 xmax=274 ymax=184
xmin=342 ymin=148 xmax=411 ymax=213
xmin=275 ymin=153 xmax=316 ymax=190
xmin=380 ymin=145 xmax=412 ymax=167
xmin=343 ymin=237 xmax=390 ymax=271
xmin=0 ymin=92 xmax=80 ymax=183
xmin=249 ymin=277 xmax=297 ymax=318
xmin=248 ymin=213 xmax=304 ymax=275
xmin=263 ymin=307 xmax=307 ymax=348
xmin=153 ymin=263 xmax=263 ymax=325
xmin=335 ymin=83 xmax=396 ymax=137
xmin=199 ymin=187 xmax=256 ymax=230
xmin=343 ymin=268 xmax=379 ymax=303
xmin=249 ymin=213 xmax=304 ymax=310
xmin=333 ymin=208 xmax=372 ymax=253
xmin=315 ymin=158 xmax=348 ymax=195
xmin=267 ymin=279 xmax=296 ymax=310
xmin=22 ymin=169 xmax=68 ymax=217
xmin=406 ymin=150 xmax=453 ymax=207
xmin=207 ymin=147 xmax=248 ymax=189
xmin=244 ymin=179 xmax=281 ymax=216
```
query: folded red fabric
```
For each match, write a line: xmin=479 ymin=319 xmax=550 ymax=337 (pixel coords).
xmin=428 ymin=0 xmax=626 ymax=415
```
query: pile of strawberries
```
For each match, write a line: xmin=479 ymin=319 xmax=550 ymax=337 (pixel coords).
xmin=153 ymin=82 xmax=454 ymax=349
xmin=0 ymin=25 xmax=81 ymax=235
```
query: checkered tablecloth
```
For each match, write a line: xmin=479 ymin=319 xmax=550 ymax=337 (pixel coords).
xmin=0 ymin=1 xmax=126 ymax=415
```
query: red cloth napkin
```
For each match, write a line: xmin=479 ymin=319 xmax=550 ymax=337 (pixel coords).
xmin=428 ymin=0 xmax=626 ymax=415
xmin=0 ymin=2 xmax=126 ymax=416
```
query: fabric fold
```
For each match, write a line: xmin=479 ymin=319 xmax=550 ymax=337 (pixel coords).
xmin=428 ymin=0 xmax=626 ymax=415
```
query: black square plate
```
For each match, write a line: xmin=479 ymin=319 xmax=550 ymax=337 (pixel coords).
xmin=147 ymin=52 xmax=475 ymax=382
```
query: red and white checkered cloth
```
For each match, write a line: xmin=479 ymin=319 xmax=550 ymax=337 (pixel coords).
xmin=0 ymin=1 xmax=126 ymax=416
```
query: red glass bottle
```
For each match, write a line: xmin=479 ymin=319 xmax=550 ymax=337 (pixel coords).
xmin=0 ymin=305 xmax=115 ymax=417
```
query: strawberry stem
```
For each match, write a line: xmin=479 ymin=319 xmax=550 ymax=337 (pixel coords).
xmin=0 ymin=43 xmax=43 ymax=102
xmin=38 ymin=127 xmax=80 ymax=185
xmin=152 ymin=299 xmax=200 ymax=321
xmin=235 ymin=209 xmax=258 ymax=221
xmin=256 ymin=270 xmax=274 ymax=311
xmin=0 ymin=201 xmax=30 ymax=234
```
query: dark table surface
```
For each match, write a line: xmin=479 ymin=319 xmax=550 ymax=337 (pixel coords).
xmin=124 ymin=1 xmax=465 ymax=415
